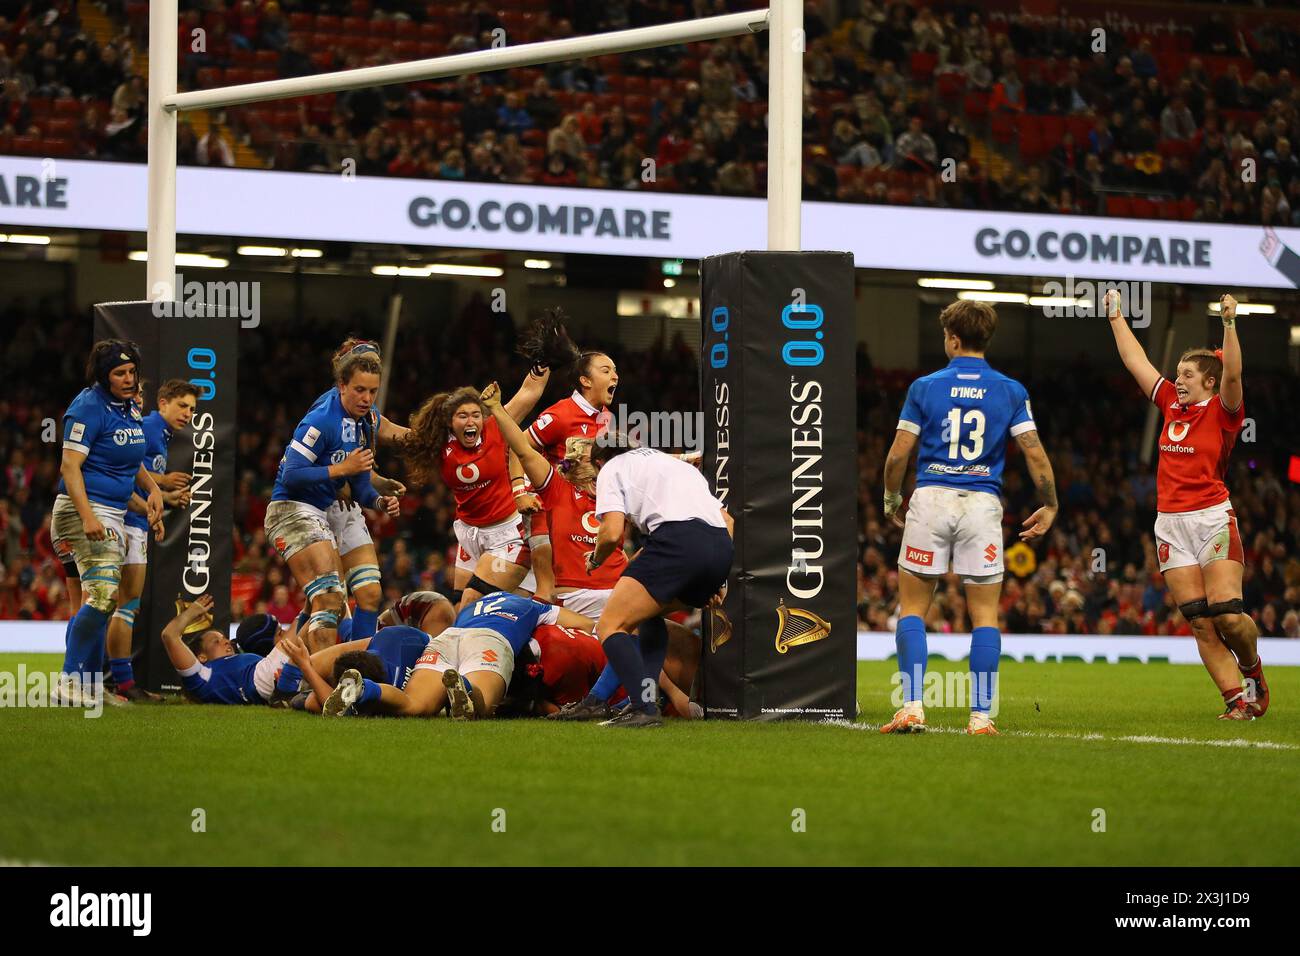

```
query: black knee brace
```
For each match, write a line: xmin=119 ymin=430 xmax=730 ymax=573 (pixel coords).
xmin=1179 ymin=598 xmax=1211 ymax=621
xmin=1206 ymin=598 xmax=1245 ymax=616
xmin=466 ymin=574 xmax=504 ymax=597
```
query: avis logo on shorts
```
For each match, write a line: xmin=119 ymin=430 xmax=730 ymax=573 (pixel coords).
xmin=905 ymin=547 xmax=934 ymax=566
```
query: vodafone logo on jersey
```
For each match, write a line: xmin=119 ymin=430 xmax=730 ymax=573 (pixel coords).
xmin=581 ymin=510 xmax=600 ymax=534
xmin=1167 ymin=421 xmax=1191 ymax=443
xmin=455 ymin=463 xmax=480 ymax=484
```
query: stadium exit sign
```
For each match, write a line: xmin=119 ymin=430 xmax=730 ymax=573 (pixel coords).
xmin=661 ymin=259 xmax=683 ymax=276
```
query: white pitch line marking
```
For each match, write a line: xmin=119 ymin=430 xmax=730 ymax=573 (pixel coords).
xmin=821 ymin=718 xmax=1298 ymax=750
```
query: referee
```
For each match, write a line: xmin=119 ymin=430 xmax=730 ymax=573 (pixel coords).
xmin=586 ymin=437 xmax=733 ymax=728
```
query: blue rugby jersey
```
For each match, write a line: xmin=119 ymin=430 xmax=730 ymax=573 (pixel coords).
xmin=270 ymin=389 xmax=378 ymax=511
xmin=126 ymin=411 xmax=171 ymax=532
xmin=454 ymin=593 xmax=560 ymax=654
xmin=179 ymin=653 xmax=267 ymax=705
xmin=896 ymin=356 xmax=1037 ymax=496
xmin=56 ymin=385 xmax=147 ymax=509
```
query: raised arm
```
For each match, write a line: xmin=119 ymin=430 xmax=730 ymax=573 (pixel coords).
xmin=160 ymin=595 xmax=214 ymax=673
xmin=1015 ymin=430 xmax=1058 ymax=540
xmin=1218 ymin=293 xmax=1243 ymax=413
xmin=480 ymin=381 xmax=552 ymax=487
xmin=882 ymin=430 xmax=918 ymax=527
xmin=503 ymin=368 xmax=551 ymax=423
xmin=1103 ymin=289 xmax=1160 ymax=398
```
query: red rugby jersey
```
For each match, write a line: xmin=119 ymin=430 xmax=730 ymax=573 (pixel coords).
xmin=440 ymin=417 xmax=517 ymax=526
xmin=535 ymin=465 xmax=627 ymax=588
xmin=531 ymin=623 xmax=606 ymax=707
xmin=527 ymin=391 xmax=611 ymax=464
xmin=1150 ymin=377 xmax=1244 ymax=514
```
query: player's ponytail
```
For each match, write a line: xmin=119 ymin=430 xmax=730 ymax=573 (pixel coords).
xmin=516 ymin=308 xmax=581 ymax=375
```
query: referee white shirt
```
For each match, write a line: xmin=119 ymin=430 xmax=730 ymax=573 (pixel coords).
xmin=595 ymin=447 xmax=727 ymax=534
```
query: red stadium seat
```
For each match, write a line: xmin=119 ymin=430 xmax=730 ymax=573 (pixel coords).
xmin=962 ymin=90 xmax=989 ymax=119
xmin=315 ymin=15 xmax=342 ymax=32
xmin=342 ymin=16 xmax=367 ymax=34
xmin=197 ymin=67 xmax=224 ymax=87
xmin=439 ymin=101 xmax=463 ymax=117
xmin=289 ymin=12 xmax=313 ymax=31
xmin=370 ymin=19 xmax=396 ymax=37
xmin=9 ymin=134 xmax=41 ymax=155
xmin=936 ymin=72 xmax=966 ymax=98
xmin=310 ymin=51 xmax=335 ymax=70
xmin=1129 ymin=197 xmax=1157 ymax=219
xmin=990 ymin=111 xmax=1016 ymax=144
xmin=910 ymin=51 xmax=938 ymax=81
xmin=45 ymin=118 xmax=76 ymax=138
xmin=255 ymin=50 xmax=280 ymax=67
xmin=393 ymin=39 xmax=421 ymax=59
xmin=1065 ymin=115 xmax=1093 ymax=144
xmin=1039 ymin=115 xmax=1065 ymax=144
xmin=1105 ymin=196 xmax=1132 ymax=217
xmin=53 ymin=98 xmax=81 ymax=117
xmin=41 ymin=137 xmax=74 ymax=157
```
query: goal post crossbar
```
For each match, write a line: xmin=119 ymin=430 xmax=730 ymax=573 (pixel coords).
xmin=146 ymin=4 xmax=802 ymax=299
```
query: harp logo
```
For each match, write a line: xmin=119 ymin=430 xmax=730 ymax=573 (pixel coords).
xmin=708 ymin=607 xmax=733 ymax=653
xmin=774 ymin=600 xmax=831 ymax=654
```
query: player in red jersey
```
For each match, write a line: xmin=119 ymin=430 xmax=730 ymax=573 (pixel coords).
xmin=513 ymin=315 xmax=618 ymax=603
xmin=480 ymin=379 xmax=627 ymax=616
xmin=1106 ymin=291 xmax=1267 ymax=719
xmin=496 ymin=622 xmax=611 ymax=716
xmin=401 ymin=370 xmax=549 ymax=609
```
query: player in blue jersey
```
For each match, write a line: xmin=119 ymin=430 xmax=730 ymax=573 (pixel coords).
xmin=265 ymin=348 xmax=401 ymax=654
xmin=161 ymin=595 xmax=295 ymax=705
xmin=323 ymin=589 xmax=593 ymax=719
xmin=880 ymin=300 xmax=1058 ymax=735
xmin=317 ymin=339 xmax=412 ymax=644
xmin=276 ymin=623 xmax=441 ymax=713
xmin=51 ymin=340 xmax=164 ymax=706
xmin=108 ymin=379 xmax=199 ymax=702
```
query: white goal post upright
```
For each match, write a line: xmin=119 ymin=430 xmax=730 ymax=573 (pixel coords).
xmin=144 ymin=2 xmax=804 ymax=297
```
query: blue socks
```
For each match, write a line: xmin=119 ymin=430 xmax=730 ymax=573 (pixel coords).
xmin=276 ymin=664 xmax=304 ymax=695
xmin=895 ymin=614 xmax=928 ymax=703
xmin=587 ymin=659 xmax=623 ymax=703
xmin=63 ymin=605 xmax=111 ymax=680
xmin=336 ymin=617 xmax=353 ymax=641
xmin=109 ymin=657 xmax=135 ymax=691
xmin=359 ymin=678 xmax=383 ymax=705
xmin=352 ymin=608 xmax=378 ymax=641
xmin=970 ymin=626 xmax=1001 ymax=713
xmin=602 ymin=631 xmax=651 ymax=712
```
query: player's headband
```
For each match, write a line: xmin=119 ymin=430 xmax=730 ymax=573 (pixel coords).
xmin=349 ymin=342 xmax=380 ymax=357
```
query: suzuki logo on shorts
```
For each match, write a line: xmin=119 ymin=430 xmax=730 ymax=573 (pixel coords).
xmin=984 ymin=544 xmax=998 ymax=563
xmin=906 ymin=547 xmax=934 ymax=566
xmin=581 ymin=510 xmax=600 ymax=534
xmin=1167 ymin=421 xmax=1191 ymax=443
xmin=456 ymin=463 xmax=480 ymax=484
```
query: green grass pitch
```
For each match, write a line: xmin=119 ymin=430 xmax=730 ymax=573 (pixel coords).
xmin=1 ymin=653 xmax=1296 ymax=866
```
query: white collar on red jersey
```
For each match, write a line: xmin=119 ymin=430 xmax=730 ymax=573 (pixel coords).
xmin=570 ymin=390 xmax=599 ymax=416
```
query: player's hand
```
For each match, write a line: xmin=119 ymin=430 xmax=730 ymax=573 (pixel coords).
xmin=164 ymin=488 xmax=191 ymax=508
xmin=281 ymin=634 xmax=311 ymax=670
xmin=84 ymin=514 xmax=107 ymax=541
xmin=883 ymin=490 xmax=904 ymax=528
xmin=1020 ymin=505 xmax=1057 ymax=541
xmin=1102 ymin=289 xmax=1122 ymax=320
xmin=479 ymin=381 xmax=503 ymax=409
xmin=160 ymin=471 xmax=191 ymax=491
xmin=146 ymin=489 xmax=164 ymax=526
xmin=707 ymin=582 xmax=728 ymax=609
xmin=151 ymin=516 xmax=165 ymax=542
xmin=514 ymin=492 xmax=542 ymax=515
xmin=680 ymin=449 xmax=703 ymax=468
xmin=1220 ymin=293 xmax=1237 ymax=325
xmin=338 ymin=447 xmax=374 ymax=476
xmin=181 ymin=594 xmax=215 ymax=622
xmin=371 ymin=475 xmax=406 ymax=498
xmin=584 ymin=549 xmax=602 ymax=574
xmin=374 ymin=495 xmax=401 ymax=517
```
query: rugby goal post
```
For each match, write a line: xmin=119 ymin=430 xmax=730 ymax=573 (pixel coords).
xmin=145 ymin=2 xmax=803 ymax=297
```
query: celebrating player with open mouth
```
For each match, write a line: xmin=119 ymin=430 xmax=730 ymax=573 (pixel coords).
xmin=400 ymin=370 xmax=548 ymax=609
xmin=265 ymin=347 xmax=400 ymax=653
xmin=881 ymin=300 xmax=1058 ymax=736
xmin=1105 ymin=291 xmax=1268 ymax=719
xmin=514 ymin=311 xmax=616 ymax=603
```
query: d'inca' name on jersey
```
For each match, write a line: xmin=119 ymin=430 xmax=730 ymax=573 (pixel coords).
xmin=441 ymin=416 xmax=516 ymax=526
xmin=368 ymin=625 xmax=431 ymax=691
xmin=528 ymin=392 xmax=611 ymax=464
xmin=454 ymin=592 xmax=560 ymax=654
xmin=897 ymin=356 xmax=1036 ymax=495
xmin=535 ymin=465 xmax=627 ymax=588
xmin=127 ymin=410 xmax=172 ymax=532
xmin=1150 ymin=377 xmax=1244 ymax=513
xmin=57 ymin=385 xmax=148 ymax=508
xmin=271 ymin=389 xmax=375 ymax=511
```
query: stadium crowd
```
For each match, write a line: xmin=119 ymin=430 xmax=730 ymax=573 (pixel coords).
xmin=1 ymin=292 xmax=1298 ymax=639
xmin=6 ymin=1 xmax=1300 ymax=224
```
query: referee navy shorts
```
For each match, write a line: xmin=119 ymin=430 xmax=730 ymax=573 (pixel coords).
xmin=623 ymin=519 xmax=733 ymax=608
